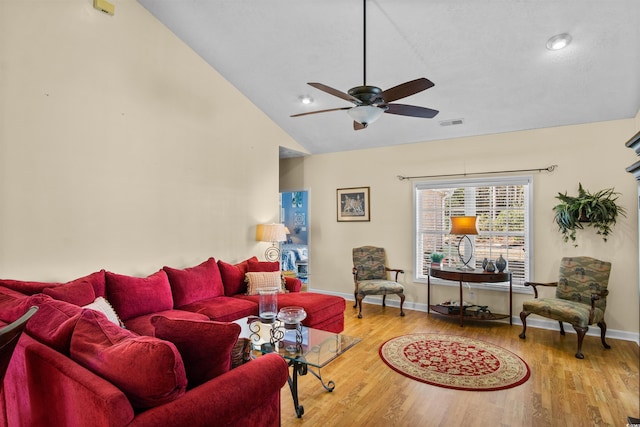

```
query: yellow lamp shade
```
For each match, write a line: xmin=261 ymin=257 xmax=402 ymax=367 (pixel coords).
xmin=450 ymin=216 xmax=478 ymax=235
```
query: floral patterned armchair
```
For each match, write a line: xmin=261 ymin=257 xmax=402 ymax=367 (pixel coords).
xmin=519 ymin=256 xmax=611 ymax=359
xmin=352 ymin=246 xmax=405 ymax=319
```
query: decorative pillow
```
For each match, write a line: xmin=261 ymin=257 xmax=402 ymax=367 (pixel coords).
xmin=106 ymin=270 xmax=174 ymax=321
xmin=0 ymin=270 xmax=106 ymax=297
xmin=163 ymin=258 xmax=225 ymax=307
xmin=5 ymin=294 xmax=83 ymax=354
xmin=70 ymin=310 xmax=187 ymax=409
xmin=44 ymin=279 xmax=97 ymax=306
xmin=0 ymin=278 xmax=59 ymax=295
xmin=151 ymin=316 xmax=241 ymax=388
xmin=83 ymin=296 xmax=125 ymax=328
xmin=218 ymin=257 xmax=258 ymax=296
xmin=245 ymin=271 xmax=284 ymax=296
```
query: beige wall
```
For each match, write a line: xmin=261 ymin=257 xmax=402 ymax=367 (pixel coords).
xmin=0 ymin=0 xmax=297 ymax=279
xmin=281 ymin=117 xmax=640 ymax=338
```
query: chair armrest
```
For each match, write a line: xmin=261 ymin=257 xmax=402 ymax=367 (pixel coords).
xmin=523 ymin=281 xmax=558 ymax=298
xmin=386 ymin=267 xmax=405 ymax=282
xmin=352 ymin=267 xmax=358 ymax=282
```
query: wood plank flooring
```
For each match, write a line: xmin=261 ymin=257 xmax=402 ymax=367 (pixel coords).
xmin=280 ymin=302 xmax=639 ymax=427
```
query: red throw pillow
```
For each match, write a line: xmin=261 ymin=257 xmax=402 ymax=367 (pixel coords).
xmin=0 ymin=270 xmax=106 ymax=297
xmin=106 ymin=270 xmax=174 ymax=321
xmin=218 ymin=257 xmax=258 ymax=296
xmin=151 ymin=316 xmax=241 ymax=389
xmin=43 ymin=279 xmax=97 ymax=306
xmin=70 ymin=310 xmax=187 ymax=409
xmin=246 ymin=260 xmax=280 ymax=272
xmin=7 ymin=294 xmax=83 ymax=354
xmin=163 ymin=258 xmax=224 ymax=307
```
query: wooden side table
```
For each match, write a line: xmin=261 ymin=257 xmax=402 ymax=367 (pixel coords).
xmin=427 ymin=266 xmax=512 ymax=326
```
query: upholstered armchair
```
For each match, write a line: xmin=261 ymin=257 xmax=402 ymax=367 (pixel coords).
xmin=519 ymin=256 xmax=611 ymax=359
xmin=352 ymin=246 xmax=405 ymax=319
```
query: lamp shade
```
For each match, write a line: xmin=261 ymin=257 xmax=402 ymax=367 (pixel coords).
xmin=256 ymin=223 xmax=287 ymax=243
xmin=450 ymin=216 xmax=478 ymax=235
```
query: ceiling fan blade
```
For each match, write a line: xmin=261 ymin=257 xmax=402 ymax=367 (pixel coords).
xmin=308 ymin=83 xmax=360 ymax=103
xmin=381 ymin=78 xmax=435 ymax=103
xmin=385 ymin=103 xmax=439 ymax=118
xmin=290 ymin=107 xmax=351 ymax=118
xmin=353 ymin=121 xmax=367 ymax=130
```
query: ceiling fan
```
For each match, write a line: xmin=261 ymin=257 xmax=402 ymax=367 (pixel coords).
xmin=290 ymin=0 xmax=439 ymax=130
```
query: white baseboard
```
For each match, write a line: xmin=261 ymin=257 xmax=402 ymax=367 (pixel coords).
xmin=309 ymin=287 xmax=640 ymax=346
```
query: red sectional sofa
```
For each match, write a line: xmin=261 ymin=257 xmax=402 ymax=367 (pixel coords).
xmin=0 ymin=256 xmax=346 ymax=426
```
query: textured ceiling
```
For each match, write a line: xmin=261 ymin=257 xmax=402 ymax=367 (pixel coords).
xmin=137 ymin=0 xmax=640 ymax=156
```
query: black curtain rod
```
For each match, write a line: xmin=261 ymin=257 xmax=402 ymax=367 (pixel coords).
xmin=397 ymin=165 xmax=557 ymax=181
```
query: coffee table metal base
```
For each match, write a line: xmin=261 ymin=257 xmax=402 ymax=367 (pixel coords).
xmin=288 ymin=357 xmax=336 ymax=418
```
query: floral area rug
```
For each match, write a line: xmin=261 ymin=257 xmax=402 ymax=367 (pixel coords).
xmin=379 ymin=333 xmax=530 ymax=391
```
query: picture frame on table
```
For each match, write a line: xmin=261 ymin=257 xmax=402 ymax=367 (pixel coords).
xmin=337 ymin=187 xmax=370 ymax=222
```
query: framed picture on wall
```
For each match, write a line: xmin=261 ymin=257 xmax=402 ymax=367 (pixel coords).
xmin=337 ymin=187 xmax=370 ymax=222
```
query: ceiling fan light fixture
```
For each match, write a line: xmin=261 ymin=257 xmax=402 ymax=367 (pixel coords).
xmin=300 ymin=95 xmax=313 ymax=105
xmin=546 ymin=33 xmax=572 ymax=50
xmin=347 ymin=105 xmax=384 ymax=125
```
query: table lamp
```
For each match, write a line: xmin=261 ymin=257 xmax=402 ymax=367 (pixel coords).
xmin=256 ymin=223 xmax=288 ymax=262
xmin=450 ymin=216 xmax=478 ymax=271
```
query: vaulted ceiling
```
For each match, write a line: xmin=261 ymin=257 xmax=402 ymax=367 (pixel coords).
xmin=138 ymin=0 xmax=640 ymax=156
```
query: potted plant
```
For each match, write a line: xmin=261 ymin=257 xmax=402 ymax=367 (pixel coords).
xmin=430 ymin=252 xmax=445 ymax=268
xmin=553 ymin=183 xmax=626 ymax=246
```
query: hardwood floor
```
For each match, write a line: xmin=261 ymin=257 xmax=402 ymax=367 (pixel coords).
xmin=280 ymin=302 xmax=639 ymax=427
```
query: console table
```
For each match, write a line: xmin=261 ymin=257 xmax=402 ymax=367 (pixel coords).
xmin=427 ymin=266 xmax=512 ymax=326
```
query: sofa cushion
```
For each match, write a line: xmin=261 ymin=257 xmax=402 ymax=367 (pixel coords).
xmin=0 ymin=286 xmax=29 ymax=319
xmin=0 ymin=270 xmax=106 ymax=296
xmin=43 ymin=279 xmax=96 ymax=306
xmin=245 ymin=271 xmax=284 ymax=296
xmin=3 ymin=294 xmax=83 ymax=354
xmin=70 ymin=310 xmax=187 ymax=409
xmin=178 ymin=296 xmax=258 ymax=322
xmin=237 ymin=292 xmax=346 ymax=333
xmin=151 ymin=316 xmax=241 ymax=388
xmin=163 ymin=258 xmax=225 ymax=307
xmin=123 ymin=309 xmax=210 ymax=336
xmin=246 ymin=260 xmax=280 ymax=272
xmin=218 ymin=257 xmax=258 ymax=296
xmin=106 ymin=270 xmax=174 ymax=321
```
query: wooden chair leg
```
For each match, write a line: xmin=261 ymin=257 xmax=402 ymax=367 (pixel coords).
xmin=573 ymin=325 xmax=588 ymax=359
xmin=357 ymin=294 xmax=364 ymax=319
xmin=559 ymin=321 xmax=566 ymax=335
xmin=598 ymin=321 xmax=611 ymax=350
xmin=353 ymin=291 xmax=358 ymax=309
xmin=398 ymin=293 xmax=405 ymax=317
xmin=382 ymin=295 xmax=386 ymax=307
xmin=519 ymin=311 xmax=530 ymax=339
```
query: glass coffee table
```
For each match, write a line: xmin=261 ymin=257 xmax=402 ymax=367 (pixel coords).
xmin=234 ymin=316 xmax=360 ymax=418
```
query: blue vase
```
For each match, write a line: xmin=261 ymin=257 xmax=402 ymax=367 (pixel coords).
xmin=496 ymin=255 xmax=507 ymax=272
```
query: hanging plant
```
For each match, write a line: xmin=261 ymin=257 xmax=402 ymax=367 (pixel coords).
xmin=553 ymin=183 xmax=626 ymax=246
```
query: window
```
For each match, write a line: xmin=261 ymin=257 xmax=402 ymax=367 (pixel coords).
xmin=414 ymin=176 xmax=532 ymax=287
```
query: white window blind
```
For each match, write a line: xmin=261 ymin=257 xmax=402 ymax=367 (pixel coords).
xmin=414 ymin=176 xmax=531 ymax=286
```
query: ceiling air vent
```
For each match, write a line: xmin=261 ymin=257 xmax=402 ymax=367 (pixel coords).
xmin=439 ymin=118 xmax=464 ymax=126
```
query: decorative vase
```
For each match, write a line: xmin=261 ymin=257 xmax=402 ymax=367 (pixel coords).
xmin=496 ymin=255 xmax=507 ymax=272
xmin=485 ymin=260 xmax=496 ymax=273
xmin=482 ymin=258 xmax=489 ymax=271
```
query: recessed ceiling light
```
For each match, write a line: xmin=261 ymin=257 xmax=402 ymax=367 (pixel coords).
xmin=300 ymin=96 xmax=313 ymax=105
xmin=546 ymin=33 xmax=572 ymax=50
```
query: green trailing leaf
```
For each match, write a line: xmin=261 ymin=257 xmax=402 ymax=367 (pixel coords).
xmin=552 ymin=183 xmax=626 ymax=246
